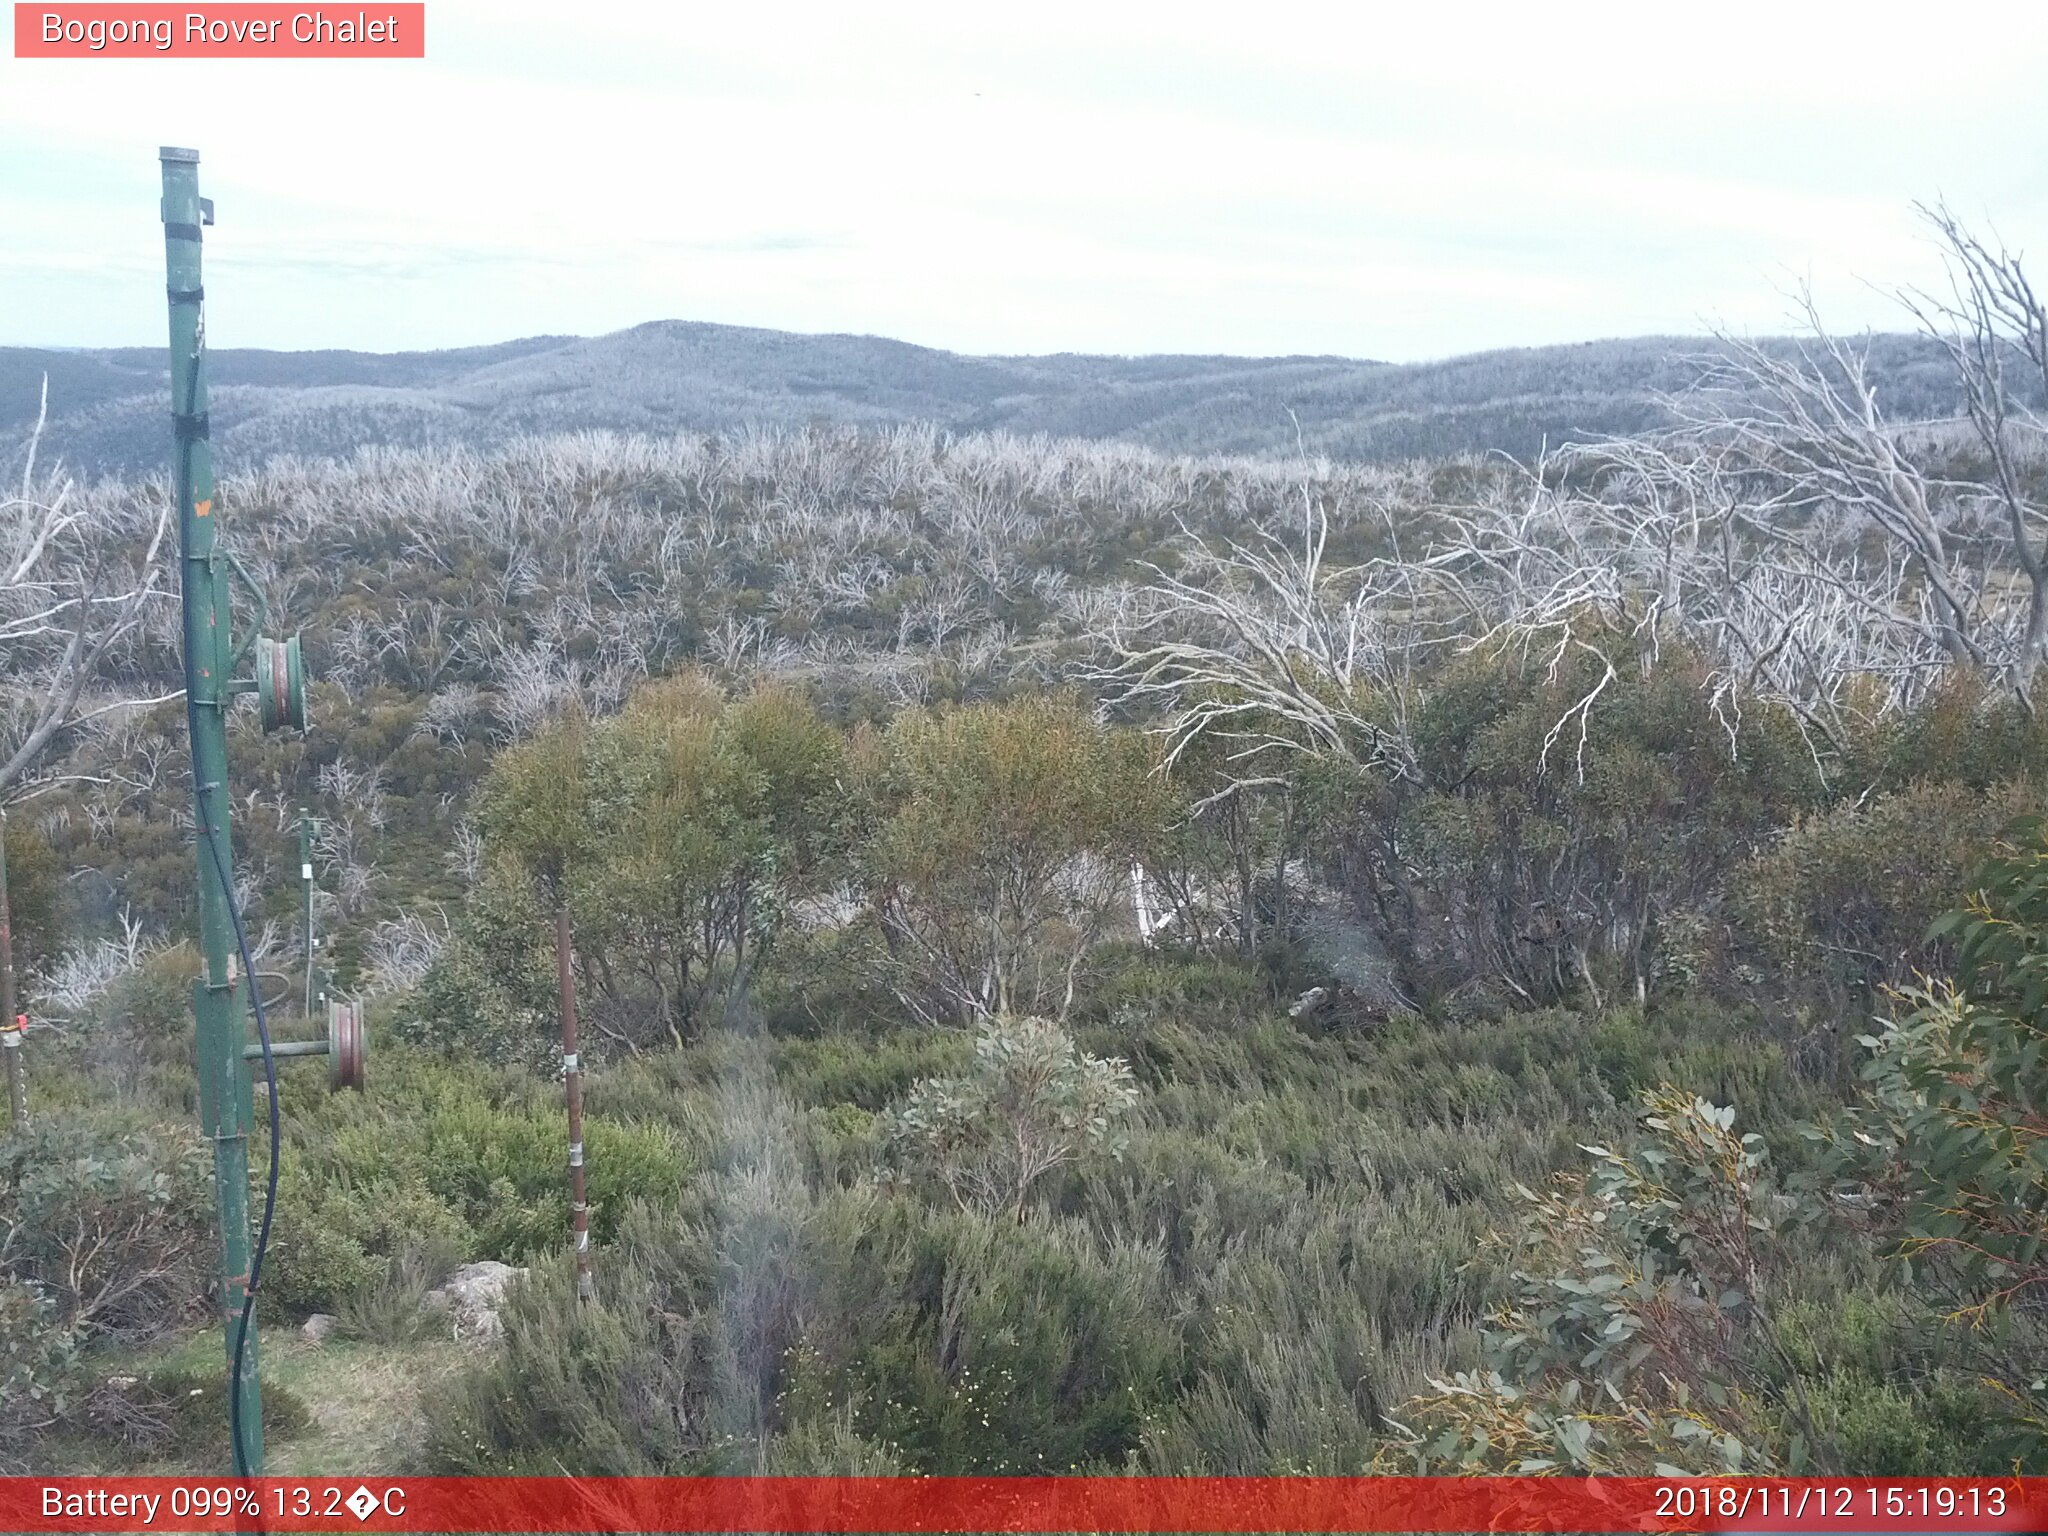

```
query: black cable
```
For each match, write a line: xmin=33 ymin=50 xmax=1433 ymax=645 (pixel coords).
xmin=177 ymin=336 xmax=281 ymax=1480
xmin=203 ymin=810 xmax=280 ymax=1481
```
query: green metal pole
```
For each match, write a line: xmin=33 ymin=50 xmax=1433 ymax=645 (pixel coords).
xmin=300 ymin=808 xmax=315 ymax=1017
xmin=160 ymin=145 xmax=263 ymax=1474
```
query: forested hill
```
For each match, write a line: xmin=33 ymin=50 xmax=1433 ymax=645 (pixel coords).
xmin=0 ymin=322 xmax=1966 ymax=478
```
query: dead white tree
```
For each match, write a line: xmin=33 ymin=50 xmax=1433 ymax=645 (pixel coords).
xmin=1105 ymin=484 xmax=1430 ymax=803
xmin=1 ymin=381 xmax=173 ymax=801
xmin=414 ymin=681 xmax=490 ymax=746
xmin=1900 ymin=201 xmax=2048 ymax=694
xmin=363 ymin=907 xmax=451 ymax=995
xmin=1425 ymin=215 xmax=2048 ymax=767
xmin=1667 ymin=298 xmax=1994 ymax=681
xmin=1428 ymin=438 xmax=1947 ymax=767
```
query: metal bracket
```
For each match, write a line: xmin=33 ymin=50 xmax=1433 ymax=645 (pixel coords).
xmin=224 ymin=547 xmax=270 ymax=671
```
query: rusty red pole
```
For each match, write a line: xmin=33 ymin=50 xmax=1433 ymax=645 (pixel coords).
xmin=554 ymin=904 xmax=596 ymax=1304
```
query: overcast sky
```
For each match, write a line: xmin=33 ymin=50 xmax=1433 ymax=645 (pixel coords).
xmin=3 ymin=1 xmax=2045 ymax=361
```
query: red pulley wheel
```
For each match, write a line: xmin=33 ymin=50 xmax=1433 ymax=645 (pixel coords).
xmin=326 ymin=1001 xmax=366 ymax=1091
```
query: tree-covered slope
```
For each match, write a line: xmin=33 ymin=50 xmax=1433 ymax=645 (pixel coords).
xmin=0 ymin=323 xmax=1968 ymax=478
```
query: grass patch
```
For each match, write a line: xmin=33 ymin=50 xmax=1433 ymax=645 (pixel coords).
xmin=33 ymin=1327 xmax=470 ymax=1475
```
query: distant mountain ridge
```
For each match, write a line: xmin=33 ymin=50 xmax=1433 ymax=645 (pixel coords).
xmin=0 ymin=320 xmax=1969 ymax=478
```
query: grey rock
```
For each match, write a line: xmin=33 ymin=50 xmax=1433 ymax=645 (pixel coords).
xmin=423 ymin=1260 xmax=529 ymax=1340
xmin=1288 ymin=986 xmax=1330 ymax=1019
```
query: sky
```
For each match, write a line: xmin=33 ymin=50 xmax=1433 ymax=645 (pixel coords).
xmin=3 ymin=1 xmax=2046 ymax=362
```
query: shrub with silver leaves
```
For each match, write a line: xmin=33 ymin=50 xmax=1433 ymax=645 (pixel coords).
xmin=882 ymin=1014 xmax=1138 ymax=1222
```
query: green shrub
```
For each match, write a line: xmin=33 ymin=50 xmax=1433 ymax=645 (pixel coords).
xmin=771 ymin=1028 xmax=967 ymax=1111
xmin=1079 ymin=951 xmax=1271 ymax=1032
xmin=429 ymin=1111 xmax=1182 ymax=1477
xmin=0 ymin=1112 xmax=210 ymax=1340
xmin=1769 ymin=1296 xmax=2005 ymax=1474
xmin=442 ymin=679 xmax=857 ymax=1055
xmin=882 ymin=1015 xmax=1138 ymax=1221
xmin=405 ymin=867 xmax=558 ymax=1070
xmin=426 ymin=1249 xmax=692 ymax=1473
xmin=1388 ymin=1089 xmax=1795 ymax=1475
xmin=1395 ymin=641 xmax=1819 ymax=1006
xmin=1847 ymin=675 xmax=2048 ymax=795
xmin=42 ymin=947 xmax=203 ymax=1110
xmin=2 ymin=816 xmax=67 ymax=982
xmin=792 ymin=1204 xmax=1180 ymax=1473
xmin=857 ymin=696 xmax=1170 ymax=1022
xmin=265 ymin=1044 xmax=688 ymax=1315
xmin=335 ymin=1236 xmax=468 ymax=1344
xmin=1803 ymin=1379 xmax=1941 ymax=1474
xmin=1814 ymin=816 xmax=2048 ymax=1460
xmin=0 ymin=1279 xmax=80 ymax=1471
xmin=264 ymin=1173 xmax=473 ymax=1319
xmin=1137 ymin=1188 xmax=1489 ymax=1474
xmin=1738 ymin=779 xmax=2041 ymax=1003
xmin=760 ymin=1408 xmax=905 ymax=1474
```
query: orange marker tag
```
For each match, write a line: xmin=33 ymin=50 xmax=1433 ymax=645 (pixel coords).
xmin=194 ymin=498 xmax=212 ymax=517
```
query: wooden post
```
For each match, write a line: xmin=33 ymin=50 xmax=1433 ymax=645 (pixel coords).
xmin=0 ymin=808 xmax=22 ymax=1133
xmin=300 ymin=808 xmax=316 ymax=1017
xmin=554 ymin=904 xmax=596 ymax=1304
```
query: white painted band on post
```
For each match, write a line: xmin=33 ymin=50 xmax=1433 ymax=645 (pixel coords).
xmin=562 ymin=1052 xmax=579 ymax=1072
xmin=569 ymin=1143 xmax=583 ymax=1166
xmin=576 ymin=1231 xmax=590 ymax=1251
xmin=1 ymin=1034 xmax=17 ymax=1048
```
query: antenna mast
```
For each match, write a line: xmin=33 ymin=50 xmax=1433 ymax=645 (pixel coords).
xmin=160 ymin=143 xmax=268 ymax=1473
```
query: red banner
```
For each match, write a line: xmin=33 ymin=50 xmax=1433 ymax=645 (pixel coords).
xmin=1 ymin=1477 xmax=2041 ymax=1533
xmin=12 ymin=4 xmax=424 ymax=58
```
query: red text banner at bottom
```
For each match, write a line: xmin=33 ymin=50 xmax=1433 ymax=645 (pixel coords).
xmin=3 ymin=1476 xmax=2043 ymax=1533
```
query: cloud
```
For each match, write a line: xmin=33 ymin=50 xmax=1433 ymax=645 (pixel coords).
xmin=2 ymin=2 xmax=2044 ymax=356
